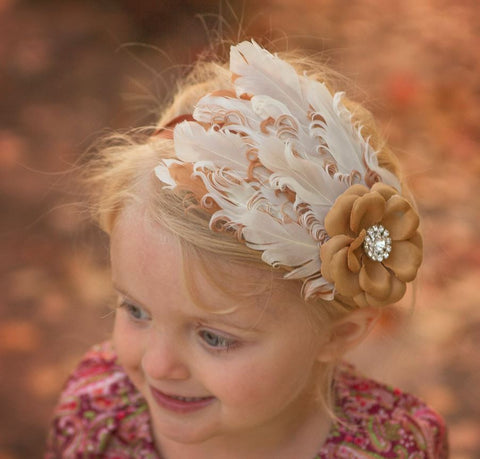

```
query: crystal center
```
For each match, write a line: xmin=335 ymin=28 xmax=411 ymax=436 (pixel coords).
xmin=363 ymin=224 xmax=392 ymax=262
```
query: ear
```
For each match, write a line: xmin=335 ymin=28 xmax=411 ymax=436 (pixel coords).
xmin=316 ymin=307 xmax=381 ymax=363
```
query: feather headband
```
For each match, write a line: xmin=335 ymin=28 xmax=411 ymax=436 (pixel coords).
xmin=154 ymin=40 xmax=423 ymax=308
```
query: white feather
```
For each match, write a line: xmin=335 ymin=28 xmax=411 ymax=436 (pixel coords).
xmin=301 ymin=277 xmax=335 ymax=300
xmin=174 ymin=121 xmax=251 ymax=173
xmin=251 ymin=185 xmax=296 ymax=222
xmin=257 ymin=138 xmax=348 ymax=206
xmin=194 ymin=95 xmax=258 ymax=130
xmin=302 ymin=82 xmax=365 ymax=174
xmin=240 ymin=210 xmax=318 ymax=269
xmin=154 ymin=159 xmax=185 ymax=188
xmin=230 ymin=41 xmax=305 ymax=120
xmin=231 ymin=41 xmax=372 ymax=178
xmin=362 ymin=142 xmax=401 ymax=190
xmin=283 ymin=257 xmax=321 ymax=280
xmin=250 ymin=95 xmax=320 ymax=159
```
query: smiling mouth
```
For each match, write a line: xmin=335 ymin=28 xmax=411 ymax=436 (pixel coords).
xmin=150 ymin=386 xmax=215 ymax=413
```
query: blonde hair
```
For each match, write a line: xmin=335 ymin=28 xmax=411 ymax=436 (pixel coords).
xmin=84 ymin=46 xmax=410 ymax=419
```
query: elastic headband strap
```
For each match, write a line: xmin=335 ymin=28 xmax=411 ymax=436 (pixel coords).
xmin=152 ymin=114 xmax=195 ymax=139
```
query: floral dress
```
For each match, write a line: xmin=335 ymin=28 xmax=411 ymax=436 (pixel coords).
xmin=45 ymin=342 xmax=448 ymax=458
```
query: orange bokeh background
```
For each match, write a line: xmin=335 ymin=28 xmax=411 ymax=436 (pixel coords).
xmin=1 ymin=1 xmax=479 ymax=458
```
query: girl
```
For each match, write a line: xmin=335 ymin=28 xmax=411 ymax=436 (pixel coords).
xmin=45 ymin=40 xmax=448 ymax=458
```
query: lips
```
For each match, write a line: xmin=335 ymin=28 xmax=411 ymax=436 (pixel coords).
xmin=150 ymin=386 xmax=215 ymax=414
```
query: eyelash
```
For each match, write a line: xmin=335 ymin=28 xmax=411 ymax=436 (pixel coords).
xmin=118 ymin=299 xmax=151 ymax=322
xmin=198 ymin=329 xmax=239 ymax=353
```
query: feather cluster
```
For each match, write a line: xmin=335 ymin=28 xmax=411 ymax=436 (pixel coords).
xmin=155 ymin=40 xmax=402 ymax=301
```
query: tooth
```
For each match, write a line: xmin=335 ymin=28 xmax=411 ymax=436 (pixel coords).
xmin=175 ymin=396 xmax=204 ymax=402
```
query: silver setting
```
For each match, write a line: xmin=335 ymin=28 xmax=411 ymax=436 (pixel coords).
xmin=363 ymin=224 xmax=392 ymax=262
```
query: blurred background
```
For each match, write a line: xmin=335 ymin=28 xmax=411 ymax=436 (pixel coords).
xmin=1 ymin=0 xmax=479 ymax=457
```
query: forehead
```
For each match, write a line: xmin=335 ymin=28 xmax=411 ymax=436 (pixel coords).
xmin=110 ymin=204 xmax=300 ymax=320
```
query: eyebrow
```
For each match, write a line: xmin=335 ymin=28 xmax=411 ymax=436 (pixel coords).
xmin=112 ymin=283 xmax=131 ymax=298
xmin=112 ymin=282 xmax=263 ymax=333
xmin=113 ymin=284 xmax=150 ymax=309
xmin=200 ymin=314 xmax=264 ymax=333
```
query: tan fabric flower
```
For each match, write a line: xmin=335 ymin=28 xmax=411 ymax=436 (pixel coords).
xmin=320 ymin=183 xmax=422 ymax=307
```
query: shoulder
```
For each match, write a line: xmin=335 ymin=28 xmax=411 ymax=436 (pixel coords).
xmin=319 ymin=363 xmax=449 ymax=459
xmin=45 ymin=341 xmax=158 ymax=458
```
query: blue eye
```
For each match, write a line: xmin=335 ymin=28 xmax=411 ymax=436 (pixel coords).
xmin=200 ymin=330 xmax=236 ymax=351
xmin=119 ymin=299 xmax=151 ymax=322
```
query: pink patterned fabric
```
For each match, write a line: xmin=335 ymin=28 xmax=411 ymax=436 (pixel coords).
xmin=45 ymin=342 xmax=448 ymax=458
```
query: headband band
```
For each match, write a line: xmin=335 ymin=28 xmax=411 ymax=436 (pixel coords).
xmin=152 ymin=114 xmax=195 ymax=139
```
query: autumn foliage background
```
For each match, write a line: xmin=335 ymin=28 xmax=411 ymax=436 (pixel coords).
xmin=1 ymin=1 xmax=479 ymax=458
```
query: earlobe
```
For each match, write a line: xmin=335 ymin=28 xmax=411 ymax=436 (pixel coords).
xmin=316 ymin=307 xmax=381 ymax=363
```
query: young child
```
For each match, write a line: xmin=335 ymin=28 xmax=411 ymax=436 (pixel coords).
xmin=45 ymin=41 xmax=448 ymax=458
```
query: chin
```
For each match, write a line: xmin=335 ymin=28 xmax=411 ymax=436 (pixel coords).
xmin=149 ymin=406 xmax=223 ymax=445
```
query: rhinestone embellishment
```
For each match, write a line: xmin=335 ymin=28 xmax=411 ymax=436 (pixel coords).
xmin=364 ymin=225 xmax=392 ymax=262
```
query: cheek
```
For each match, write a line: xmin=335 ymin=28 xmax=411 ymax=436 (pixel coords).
xmin=209 ymin=348 xmax=316 ymax=408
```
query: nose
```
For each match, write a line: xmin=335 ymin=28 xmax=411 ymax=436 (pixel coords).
xmin=141 ymin=327 xmax=190 ymax=381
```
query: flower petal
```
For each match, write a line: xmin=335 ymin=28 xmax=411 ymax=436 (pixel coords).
xmin=324 ymin=194 xmax=358 ymax=237
xmin=389 ymin=275 xmax=408 ymax=303
xmin=350 ymin=191 xmax=386 ymax=234
xmin=320 ymin=235 xmax=353 ymax=281
xmin=383 ymin=236 xmax=423 ymax=282
xmin=359 ymin=258 xmax=392 ymax=299
xmin=364 ymin=276 xmax=406 ymax=306
xmin=342 ymin=183 xmax=369 ymax=197
xmin=352 ymin=292 xmax=370 ymax=308
xmin=347 ymin=230 xmax=365 ymax=273
xmin=328 ymin=247 xmax=362 ymax=297
xmin=382 ymin=195 xmax=420 ymax=240
xmin=409 ymin=230 xmax=423 ymax=251
xmin=371 ymin=182 xmax=398 ymax=201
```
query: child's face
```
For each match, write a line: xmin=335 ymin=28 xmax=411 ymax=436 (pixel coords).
xmin=111 ymin=205 xmax=330 ymax=449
